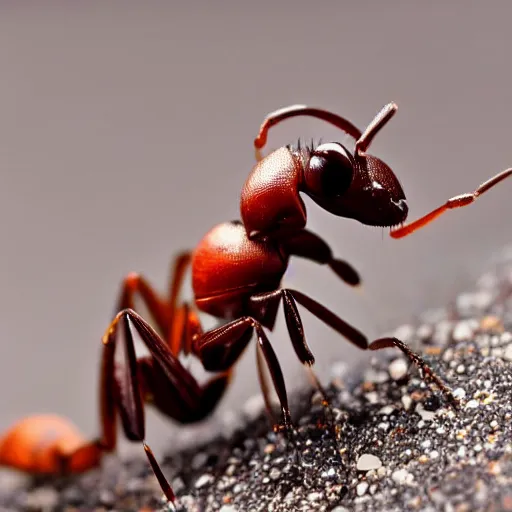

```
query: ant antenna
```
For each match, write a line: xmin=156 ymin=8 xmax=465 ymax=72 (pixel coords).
xmin=254 ymin=105 xmax=363 ymax=152
xmin=355 ymin=102 xmax=398 ymax=155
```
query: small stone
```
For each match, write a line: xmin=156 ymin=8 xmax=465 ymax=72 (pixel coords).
xmin=356 ymin=482 xmax=369 ymax=496
xmin=392 ymin=469 xmax=412 ymax=485
xmin=430 ymin=450 xmax=439 ymax=459
xmin=504 ymin=344 xmax=512 ymax=361
xmin=416 ymin=404 xmax=436 ymax=421
xmin=465 ymin=400 xmax=479 ymax=409
xmin=99 ymin=490 xmax=115 ymax=507
xmin=357 ymin=454 xmax=382 ymax=471
xmin=389 ymin=358 xmax=408 ymax=380
xmin=25 ymin=487 xmax=59 ymax=510
xmin=453 ymin=388 xmax=466 ymax=399
xmin=307 ymin=491 xmax=322 ymax=501
xmin=378 ymin=405 xmax=395 ymax=415
xmin=195 ymin=474 xmax=214 ymax=489
xmin=452 ymin=321 xmax=475 ymax=341
xmin=365 ymin=391 xmax=380 ymax=404
xmin=269 ymin=467 xmax=281 ymax=480
xmin=401 ymin=395 xmax=413 ymax=410
xmin=219 ymin=506 xmax=237 ymax=512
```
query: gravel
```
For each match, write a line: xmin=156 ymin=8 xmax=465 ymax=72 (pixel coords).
xmin=2 ymin=247 xmax=512 ymax=511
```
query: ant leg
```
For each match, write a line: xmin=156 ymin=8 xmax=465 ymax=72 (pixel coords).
xmin=101 ymin=309 xmax=218 ymax=503
xmin=251 ymin=289 xmax=366 ymax=436
xmin=166 ymin=251 xmax=192 ymax=326
xmin=281 ymin=229 xmax=361 ymax=287
xmin=390 ymin=168 xmax=512 ymax=239
xmin=115 ymin=251 xmax=191 ymax=344
xmin=369 ymin=337 xmax=457 ymax=406
xmin=193 ymin=317 xmax=292 ymax=431
xmin=115 ymin=272 xmax=168 ymax=334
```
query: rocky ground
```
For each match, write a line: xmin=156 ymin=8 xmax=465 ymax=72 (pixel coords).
xmin=2 ymin=247 xmax=512 ymax=511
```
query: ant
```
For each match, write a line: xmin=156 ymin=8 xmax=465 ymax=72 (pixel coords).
xmin=0 ymin=103 xmax=510 ymax=506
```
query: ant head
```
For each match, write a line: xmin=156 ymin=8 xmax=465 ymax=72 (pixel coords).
xmin=302 ymin=142 xmax=408 ymax=227
xmin=299 ymin=102 xmax=408 ymax=227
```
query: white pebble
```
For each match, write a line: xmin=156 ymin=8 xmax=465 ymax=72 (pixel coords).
xmin=401 ymin=395 xmax=412 ymax=410
xmin=504 ymin=344 xmax=512 ymax=362
xmin=307 ymin=491 xmax=322 ymax=501
xmin=416 ymin=404 xmax=436 ymax=421
xmin=195 ymin=474 xmax=214 ymax=488
xmin=465 ymin=400 xmax=479 ymax=409
xmin=356 ymin=482 xmax=369 ymax=496
xmin=453 ymin=388 xmax=466 ymax=399
xmin=389 ymin=358 xmax=408 ymax=380
xmin=452 ymin=321 xmax=475 ymax=341
xmin=357 ymin=454 xmax=383 ymax=471
xmin=392 ymin=469 xmax=412 ymax=485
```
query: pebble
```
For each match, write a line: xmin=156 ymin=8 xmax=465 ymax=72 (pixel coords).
xmin=25 ymin=487 xmax=59 ymax=510
xmin=453 ymin=388 xmax=466 ymax=399
xmin=195 ymin=474 xmax=215 ymax=489
xmin=356 ymin=454 xmax=383 ymax=471
xmin=416 ymin=404 xmax=436 ymax=421
xmin=269 ymin=467 xmax=281 ymax=481
xmin=452 ymin=321 xmax=475 ymax=341
xmin=389 ymin=358 xmax=408 ymax=380
xmin=392 ymin=469 xmax=413 ymax=485
xmin=356 ymin=482 xmax=369 ymax=496
xmin=503 ymin=344 xmax=512 ymax=361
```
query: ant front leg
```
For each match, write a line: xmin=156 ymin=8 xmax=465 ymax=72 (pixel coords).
xmin=390 ymin=168 xmax=512 ymax=239
xmin=281 ymin=229 xmax=361 ymax=287
xmin=192 ymin=317 xmax=293 ymax=433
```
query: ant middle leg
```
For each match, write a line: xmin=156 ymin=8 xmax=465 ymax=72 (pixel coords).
xmin=192 ymin=316 xmax=293 ymax=434
xmin=250 ymin=288 xmax=367 ymax=439
xmin=251 ymin=288 xmax=455 ymax=409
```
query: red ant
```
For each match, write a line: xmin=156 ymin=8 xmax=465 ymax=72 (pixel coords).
xmin=0 ymin=103 xmax=510 ymax=506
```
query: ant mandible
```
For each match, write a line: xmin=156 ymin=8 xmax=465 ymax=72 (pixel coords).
xmin=0 ymin=103 xmax=510 ymax=506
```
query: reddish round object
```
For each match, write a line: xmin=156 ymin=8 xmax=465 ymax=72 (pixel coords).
xmin=192 ymin=221 xmax=287 ymax=318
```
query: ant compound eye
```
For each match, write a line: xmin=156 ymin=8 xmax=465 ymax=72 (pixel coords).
xmin=305 ymin=143 xmax=354 ymax=198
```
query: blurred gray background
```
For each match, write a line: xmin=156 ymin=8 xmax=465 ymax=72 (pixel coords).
xmin=0 ymin=1 xmax=511 ymax=460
